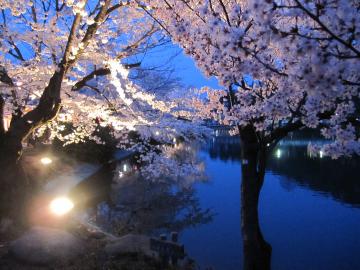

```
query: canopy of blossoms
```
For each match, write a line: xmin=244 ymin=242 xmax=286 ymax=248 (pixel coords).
xmin=0 ymin=0 xmax=207 ymax=180
xmin=139 ymin=0 xmax=360 ymax=158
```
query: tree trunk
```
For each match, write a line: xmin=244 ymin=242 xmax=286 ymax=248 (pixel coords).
xmin=0 ymin=148 xmax=32 ymax=224
xmin=0 ymin=75 xmax=61 ymax=222
xmin=240 ymin=126 xmax=272 ymax=270
xmin=0 ymin=88 xmax=60 ymax=223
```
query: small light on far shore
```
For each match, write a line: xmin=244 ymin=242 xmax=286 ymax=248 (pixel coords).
xmin=40 ymin=157 xmax=52 ymax=165
xmin=319 ymin=150 xmax=324 ymax=158
xmin=49 ymin=197 xmax=74 ymax=216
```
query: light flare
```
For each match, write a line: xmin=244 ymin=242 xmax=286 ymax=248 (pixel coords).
xmin=276 ymin=149 xmax=282 ymax=159
xmin=40 ymin=157 xmax=52 ymax=165
xmin=49 ymin=197 xmax=74 ymax=216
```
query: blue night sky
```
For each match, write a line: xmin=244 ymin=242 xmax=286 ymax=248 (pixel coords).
xmin=136 ymin=42 xmax=221 ymax=89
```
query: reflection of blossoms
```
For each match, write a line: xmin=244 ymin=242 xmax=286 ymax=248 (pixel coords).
xmin=139 ymin=143 xmax=207 ymax=185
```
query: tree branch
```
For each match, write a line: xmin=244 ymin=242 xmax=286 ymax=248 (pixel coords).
xmin=72 ymin=62 xmax=141 ymax=91
xmin=72 ymin=67 xmax=110 ymax=92
xmin=266 ymin=120 xmax=304 ymax=144
xmin=67 ymin=0 xmax=112 ymax=67
xmin=218 ymin=0 xmax=231 ymax=26
xmin=294 ymin=0 xmax=360 ymax=58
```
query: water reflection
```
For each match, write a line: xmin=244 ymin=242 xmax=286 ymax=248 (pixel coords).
xmin=67 ymin=136 xmax=360 ymax=269
xmin=68 ymin=162 xmax=213 ymax=237
xmin=204 ymin=135 xmax=360 ymax=269
xmin=268 ymin=145 xmax=360 ymax=207
xmin=240 ymin=153 xmax=271 ymax=270
xmin=205 ymin=138 xmax=360 ymax=207
xmin=95 ymin=174 xmax=213 ymax=236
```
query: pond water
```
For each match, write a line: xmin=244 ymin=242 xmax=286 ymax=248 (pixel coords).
xmin=73 ymin=134 xmax=360 ymax=270
xmin=180 ymin=136 xmax=360 ymax=270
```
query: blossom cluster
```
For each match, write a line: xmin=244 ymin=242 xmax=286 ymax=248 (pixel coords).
xmin=140 ymin=0 xmax=360 ymax=158
xmin=0 ymin=0 xmax=208 ymax=180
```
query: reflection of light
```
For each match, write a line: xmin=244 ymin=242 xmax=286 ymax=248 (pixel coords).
xmin=123 ymin=164 xmax=128 ymax=172
xmin=319 ymin=150 xmax=323 ymax=158
xmin=49 ymin=197 xmax=74 ymax=216
xmin=119 ymin=172 xmax=124 ymax=178
xmin=40 ymin=157 xmax=52 ymax=165
xmin=276 ymin=149 xmax=282 ymax=159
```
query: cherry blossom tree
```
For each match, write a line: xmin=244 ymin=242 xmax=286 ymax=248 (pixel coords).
xmin=0 ymin=1 xmax=158 ymax=159
xmin=0 ymin=0 xmax=207 ymax=220
xmin=137 ymin=1 xmax=359 ymax=269
xmin=139 ymin=0 xmax=359 ymax=157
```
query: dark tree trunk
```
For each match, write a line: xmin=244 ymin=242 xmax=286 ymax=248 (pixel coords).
xmin=0 ymin=71 xmax=63 ymax=222
xmin=240 ymin=126 xmax=272 ymax=270
xmin=0 ymin=152 xmax=32 ymax=224
xmin=0 ymin=71 xmax=65 ymax=226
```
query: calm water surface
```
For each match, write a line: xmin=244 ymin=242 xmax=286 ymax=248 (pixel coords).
xmin=74 ymin=136 xmax=360 ymax=270
xmin=180 ymin=138 xmax=360 ymax=270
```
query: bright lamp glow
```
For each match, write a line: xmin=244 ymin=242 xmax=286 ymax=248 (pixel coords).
xmin=276 ymin=149 xmax=282 ymax=159
xmin=49 ymin=197 xmax=74 ymax=216
xmin=40 ymin=157 xmax=52 ymax=165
